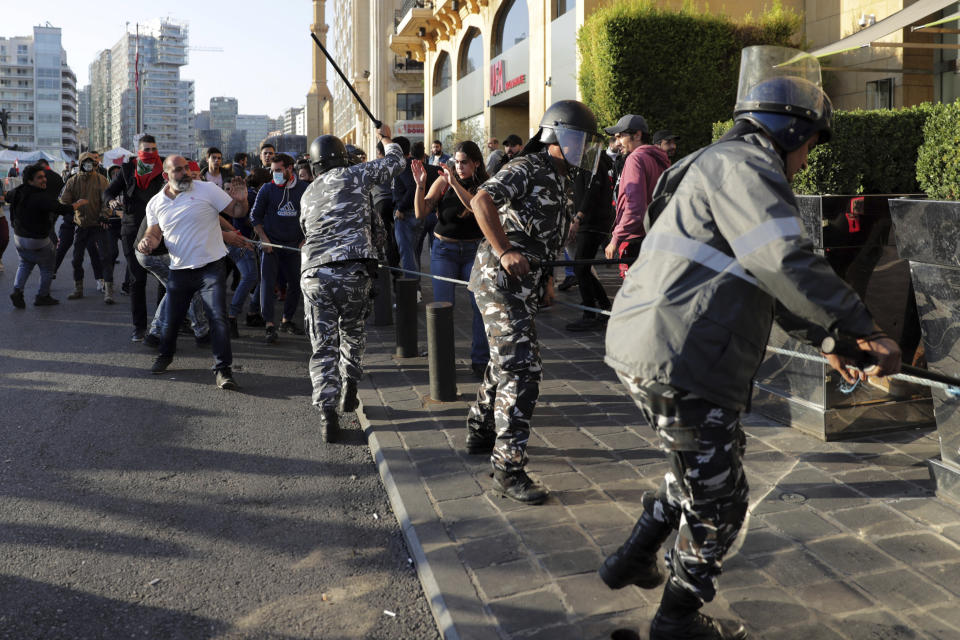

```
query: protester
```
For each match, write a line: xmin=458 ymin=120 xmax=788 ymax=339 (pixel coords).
xmin=601 ymin=46 xmax=902 ymax=640
xmin=484 ymin=137 xmax=504 ymax=175
xmin=0 ymin=180 xmax=8 ymax=273
xmin=298 ymin=127 xmax=402 ymax=440
xmin=104 ymin=165 xmax=129 ymax=296
xmin=603 ymin=114 xmax=670 ymax=277
xmin=6 ymin=164 xmax=88 ymax=307
xmin=251 ymin=153 xmax=308 ymax=343
xmin=258 ymin=143 xmax=275 ymax=170
xmin=412 ymin=141 xmax=440 ymax=272
xmin=652 ymin=130 xmax=679 ymax=158
xmin=137 ymin=155 xmax=251 ymax=389
xmin=49 ymin=157 xmax=103 ymax=288
xmin=231 ymin=152 xmax=249 ymax=178
xmin=225 ymin=169 xmax=270 ymax=337
xmin=200 ymin=147 xmax=232 ymax=188
xmin=104 ymin=135 xmax=168 ymax=341
xmin=60 ymin=152 xmax=114 ymax=303
xmin=466 ymin=100 xmax=602 ymax=505
xmin=391 ymin=136 xmax=421 ymax=281
xmin=413 ymin=140 xmax=490 ymax=378
xmin=371 ymin=142 xmax=399 ymax=270
xmin=296 ymin=162 xmax=313 ymax=183
xmin=427 ymin=139 xmax=451 ymax=166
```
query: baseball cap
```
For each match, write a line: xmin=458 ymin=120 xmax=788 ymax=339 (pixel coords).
xmin=603 ymin=114 xmax=649 ymax=135
xmin=652 ymin=130 xmax=679 ymax=144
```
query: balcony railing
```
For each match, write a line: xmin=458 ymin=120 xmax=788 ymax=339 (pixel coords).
xmin=400 ymin=0 xmax=428 ymax=14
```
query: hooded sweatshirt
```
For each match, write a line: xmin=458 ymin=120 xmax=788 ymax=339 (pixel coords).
xmin=9 ymin=183 xmax=74 ymax=239
xmin=610 ymin=145 xmax=671 ymax=247
xmin=61 ymin=152 xmax=111 ymax=228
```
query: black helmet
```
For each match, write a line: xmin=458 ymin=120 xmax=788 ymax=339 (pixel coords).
xmin=525 ymin=100 xmax=603 ymax=176
xmin=309 ymin=135 xmax=348 ymax=176
xmin=734 ymin=76 xmax=833 ymax=152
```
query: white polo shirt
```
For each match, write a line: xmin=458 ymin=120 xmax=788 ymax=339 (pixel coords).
xmin=146 ymin=181 xmax=233 ymax=270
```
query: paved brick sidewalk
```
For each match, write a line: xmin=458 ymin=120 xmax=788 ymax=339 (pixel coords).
xmin=357 ymin=273 xmax=960 ymax=640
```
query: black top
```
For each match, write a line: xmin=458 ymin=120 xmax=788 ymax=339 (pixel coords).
xmin=7 ymin=184 xmax=74 ymax=239
xmin=433 ymin=176 xmax=482 ymax=240
xmin=103 ymin=158 xmax=166 ymax=231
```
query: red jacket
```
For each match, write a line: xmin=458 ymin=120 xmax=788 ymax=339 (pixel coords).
xmin=611 ymin=145 xmax=670 ymax=246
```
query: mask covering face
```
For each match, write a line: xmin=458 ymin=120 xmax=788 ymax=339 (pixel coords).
xmin=81 ymin=161 xmax=94 ymax=172
xmin=138 ymin=150 xmax=160 ymax=165
xmin=272 ymin=171 xmax=286 ymax=186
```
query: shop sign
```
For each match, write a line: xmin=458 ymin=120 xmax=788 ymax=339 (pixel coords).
xmin=395 ymin=120 xmax=425 ymax=136
xmin=490 ymin=59 xmax=526 ymax=96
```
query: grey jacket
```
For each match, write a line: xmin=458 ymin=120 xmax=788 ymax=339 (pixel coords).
xmin=299 ymin=142 xmax=405 ymax=273
xmin=605 ymin=133 xmax=876 ymax=411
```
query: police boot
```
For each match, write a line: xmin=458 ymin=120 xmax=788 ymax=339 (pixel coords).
xmin=319 ymin=407 xmax=340 ymax=444
xmin=68 ymin=280 xmax=83 ymax=300
xmin=339 ymin=379 xmax=359 ymax=414
xmin=104 ymin=282 xmax=116 ymax=305
xmin=650 ymin=581 xmax=747 ymax=640
xmin=493 ymin=468 xmax=548 ymax=505
xmin=599 ymin=502 xmax=672 ymax=589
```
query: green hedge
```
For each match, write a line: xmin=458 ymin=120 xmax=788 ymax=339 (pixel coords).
xmin=578 ymin=0 xmax=800 ymax=156
xmin=713 ymin=104 xmax=935 ymax=195
xmin=916 ymin=101 xmax=960 ymax=200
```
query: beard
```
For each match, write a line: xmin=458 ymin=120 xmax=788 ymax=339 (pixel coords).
xmin=170 ymin=174 xmax=193 ymax=192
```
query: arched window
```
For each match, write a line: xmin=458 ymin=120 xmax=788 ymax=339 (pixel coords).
xmin=459 ymin=28 xmax=483 ymax=77
xmin=433 ymin=52 xmax=452 ymax=93
xmin=493 ymin=0 xmax=529 ymax=57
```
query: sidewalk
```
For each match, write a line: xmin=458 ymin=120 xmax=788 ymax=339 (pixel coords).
xmin=357 ymin=270 xmax=960 ymax=640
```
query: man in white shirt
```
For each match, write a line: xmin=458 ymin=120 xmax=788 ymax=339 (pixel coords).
xmin=137 ymin=155 xmax=250 ymax=389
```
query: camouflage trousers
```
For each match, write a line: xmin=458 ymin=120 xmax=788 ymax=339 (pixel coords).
xmin=617 ymin=372 xmax=749 ymax=603
xmin=467 ymin=264 xmax=543 ymax=471
xmin=302 ymin=264 xmax=373 ymax=410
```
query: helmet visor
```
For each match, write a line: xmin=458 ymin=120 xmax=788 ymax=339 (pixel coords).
xmin=553 ymin=127 xmax=603 ymax=177
xmin=735 ymin=46 xmax=826 ymax=120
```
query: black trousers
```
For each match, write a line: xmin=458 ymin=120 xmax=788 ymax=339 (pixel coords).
xmin=375 ymin=199 xmax=399 ymax=269
xmin=121 ymin=225 xmax=150 ymax=330
xmin=574 ymin=230 xmax=610 ymax=310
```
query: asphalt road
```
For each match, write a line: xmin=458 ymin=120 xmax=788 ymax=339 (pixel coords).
xmin=0 ymin=238 xmax=440 ymax=640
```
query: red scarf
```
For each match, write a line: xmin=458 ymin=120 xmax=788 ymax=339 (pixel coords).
xmin=135 ymin=151 xmax=163 ymax=190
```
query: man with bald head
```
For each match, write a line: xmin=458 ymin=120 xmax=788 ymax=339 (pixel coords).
xmin=137 ymin=155 xmax=251 ymax=389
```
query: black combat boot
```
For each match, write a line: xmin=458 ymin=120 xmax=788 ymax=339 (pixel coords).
xmin=599 ymin=504 xmax=672 ymax=589
xmin=650 ymin=581 xmax=747 ymax=640
xmin=319 ymin=407 xmax=340 ymax=443
xmin=339 ymin=379 xmax=359 ymax=413
xmin=493 ymin=468 xmax=548 ymax=505
xmin=465 ymin=415 xmax=495 ymax=454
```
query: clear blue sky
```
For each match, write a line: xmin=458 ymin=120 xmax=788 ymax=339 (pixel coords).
xmin=7 ymin=2 xmax=316 ymax=118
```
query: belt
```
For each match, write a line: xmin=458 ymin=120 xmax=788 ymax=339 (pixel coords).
xmin=434 ymin=233 xmax=482 ymax=244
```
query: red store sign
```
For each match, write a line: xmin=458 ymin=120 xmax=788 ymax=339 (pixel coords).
xmin=490 ymin=59 xmax=526 ymax=97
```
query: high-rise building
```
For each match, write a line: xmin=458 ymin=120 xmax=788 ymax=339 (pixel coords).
xmin=210 ymin=97 xmax=237 ymax=131
xmin=0 ymin=25 xmax=78 ymax=159
xmin=77 ymin=84 xmax=90 ymax=151
xmin=89 ymin=19 xmax=195 ymax=155
xmin=282 ymin=106 xmax=304 ymax=136
xmin=236 ymin=114 xmax=272 ymax=151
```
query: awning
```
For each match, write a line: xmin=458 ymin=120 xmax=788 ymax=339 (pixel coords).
xmin=809 ymin=0 xmax=957 ymax=58
xmin=914 ymin=9 xmax=960 ymax=29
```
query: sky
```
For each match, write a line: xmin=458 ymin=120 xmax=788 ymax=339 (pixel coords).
xmin=7 ymin=1 xmax=317 ymax=118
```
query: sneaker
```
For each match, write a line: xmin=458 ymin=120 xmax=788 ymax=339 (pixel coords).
xmin=194 ymin=333 xmax=211 ymax=347
xmin=279 ymin=320 xmax=303 ymax=335
xmin=215 ymin=367 xmax=238 ymax=390
xmin=557 ymin=274 xmax=578 ymax=291
xmin=264 ymin=325 xmax=278 ymax=344
xmin=245 ymin=312 xmax=265 ymax=327
xmin=130 ymin=328 xmax=146 ymax=342
xmin=143 ymin=333 xmax=161 ymax=349
xmin=493 ymin=468 xmax=549 ymax=505
xmin=10 ymin=288 xmax=25 ymax=309
xmin=151 ymin=354 xmax=173 ymax=374
xmin=34 ymin=294 xmax=60 ymax=306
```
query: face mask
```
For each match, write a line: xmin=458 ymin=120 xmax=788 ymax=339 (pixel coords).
xmin=81 ymin=161 xmax=94 ymax=172
xmin=138 ymin=150 xmax=160 ymax=165
xmin=272 ymin=171 xmax=286 ymax=186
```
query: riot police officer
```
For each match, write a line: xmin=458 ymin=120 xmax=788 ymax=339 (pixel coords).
xmin=600 ymin=46 xmax=901 ymax=639
xmin=300 ymin=125 xmax=404 ymax=442
xmin=466 ymin=100 xmax=603 ymax=504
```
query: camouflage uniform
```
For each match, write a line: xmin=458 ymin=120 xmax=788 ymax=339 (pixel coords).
xmin=467 ymin=151 xmax=574 ymax=471
xmin=617 ymin=373 xmax=748 ymax=603
xmin=299 ymin=142 xmax=405 ymax=409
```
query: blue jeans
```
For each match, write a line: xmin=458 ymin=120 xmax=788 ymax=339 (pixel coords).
xmin=227 ymin=246 xmax=259 ymax=317
xmin=260 ymin=248 xmax=301 ymax=324
xmin=13 ymin=235 xmax=55 ymax=296
xmin=430 ymin=238 xmax=489 ymax=366
xmin=394 ymin=214 xmax=422 ymax=278
xmin=160 ymin=258 xmax=231 ymax=370
xmin=137 ymin=252 xmax=209 ymax=338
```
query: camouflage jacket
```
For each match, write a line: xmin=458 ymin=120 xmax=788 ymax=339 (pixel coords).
xmin=300 ymin=142 xmax=405 ymax=273
xmin=478 ymin=150 xmax=574 ymax=262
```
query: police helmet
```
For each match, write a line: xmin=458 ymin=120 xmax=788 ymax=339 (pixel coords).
xmin=309 ymin=135 xmax=348 ymax=176
xmin=526 ymin=100 xmax=604 ymax=177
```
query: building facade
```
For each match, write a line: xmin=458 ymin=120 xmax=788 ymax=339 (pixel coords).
xmin=325 ymin=0 xmax=426 ymax=157
xmin=236 ymin=114 xmax=273 ymax=153
xmin=0 ymin=25 xmax=78 ymax=159
xmin=89 ymin=19 xmax=195 ymax=155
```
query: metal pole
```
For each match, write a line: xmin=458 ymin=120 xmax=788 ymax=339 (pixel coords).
xmin=394 ymin=278 xmax=418 ymax=357
xmin=426 ymin=302 xmax=457 ymax=401
xmin=309 ymin=32 xmax=382 ymax=129
xmin=374 ymin=266 xmax=393 ymax=327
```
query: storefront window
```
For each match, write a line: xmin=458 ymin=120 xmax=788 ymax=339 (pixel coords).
xmin=434 ymin=52 xmax=452 ymax=92
xmin=397 ymin=93 xmax=424 ymax=120
xmin=459 ymin=28 xmax=483 ymax=77
xmin=493 ymin=0 xmax=529 ymax=57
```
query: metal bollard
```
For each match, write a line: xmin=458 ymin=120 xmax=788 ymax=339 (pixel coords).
xmin=373 ymin=266 xmax=393 ymax=326
xmin=394 ymin=278 xmax=418 ymax=357
xmin=426 ymin=302 xmax=457 ymax=401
